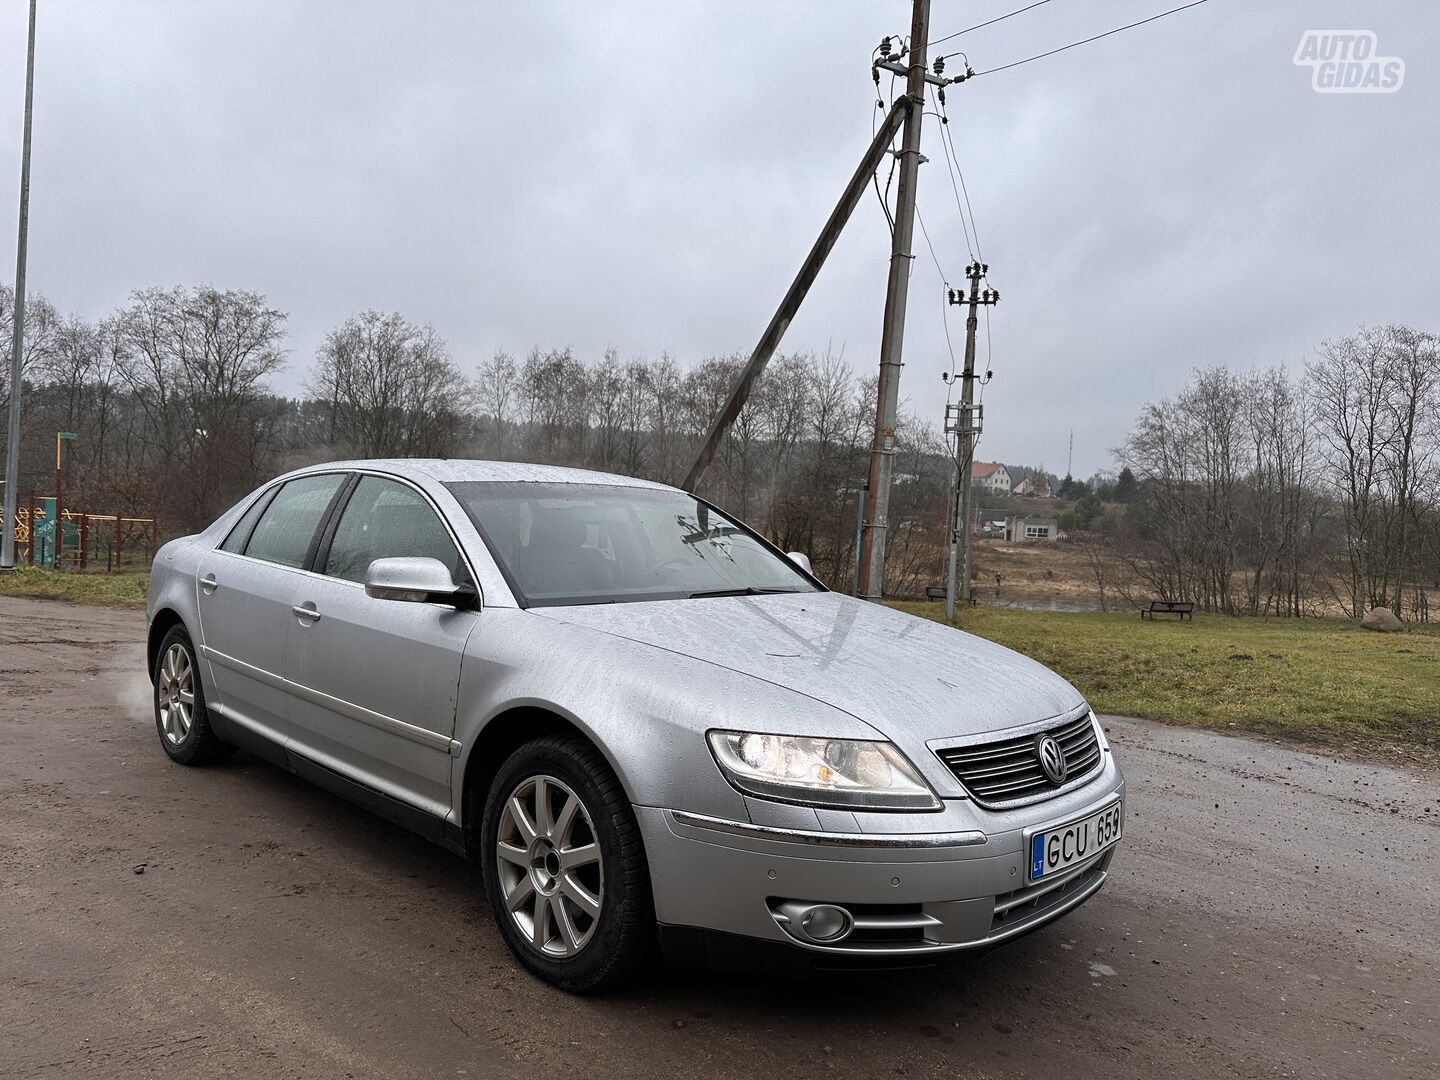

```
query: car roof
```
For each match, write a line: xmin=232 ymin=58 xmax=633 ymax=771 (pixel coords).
xmin=293 ymin=458 xmax=678 ymax=491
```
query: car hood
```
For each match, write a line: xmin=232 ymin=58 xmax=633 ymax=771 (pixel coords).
xmin=532 ymin=591 xmax=1085 ymax=743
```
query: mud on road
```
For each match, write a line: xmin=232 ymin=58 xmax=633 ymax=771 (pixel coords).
xmin=1 ymin=595 xmax=1436 ymax=1079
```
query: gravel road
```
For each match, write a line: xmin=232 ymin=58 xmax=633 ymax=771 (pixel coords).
xmin=1 ymin=595 xmax=1435 ymax=1079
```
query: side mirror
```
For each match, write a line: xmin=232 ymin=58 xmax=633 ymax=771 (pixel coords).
xmin=365 ymin=557 xmax=475 ymax=607
xmin=786 ymin=551 xmax=813 ymax=575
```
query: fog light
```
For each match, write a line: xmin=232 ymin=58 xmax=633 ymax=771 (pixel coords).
xmin=774 ymin=900 xmax=855 ymax=944
xmin=801 ymin=905 xmax=852 ymax=943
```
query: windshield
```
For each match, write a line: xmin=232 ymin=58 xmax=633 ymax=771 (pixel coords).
xmin=446 ymin=481 xmax=822 ymax=607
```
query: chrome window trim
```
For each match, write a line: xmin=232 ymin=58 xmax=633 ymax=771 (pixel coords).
xmin=669 ymin=809 xmax=987 ymax=849
xmin=210 ymin=467 xmax=486 ymax=609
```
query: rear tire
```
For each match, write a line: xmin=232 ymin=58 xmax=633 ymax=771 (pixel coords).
xmin=481 ymin=735 xmax=654 ymax=992
xmin=153 ymin=625 xmax=235 ymax=765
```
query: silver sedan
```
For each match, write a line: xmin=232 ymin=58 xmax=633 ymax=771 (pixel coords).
xmin=146 ymin=459 xmax=1125 ymax=991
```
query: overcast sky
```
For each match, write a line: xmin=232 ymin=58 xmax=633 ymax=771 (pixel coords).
xmin=1 ymin=1 xmax=1435 ymax=478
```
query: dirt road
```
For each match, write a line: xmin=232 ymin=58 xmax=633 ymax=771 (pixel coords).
xmin=1 ymin=595 xmax=1436 ymax=1079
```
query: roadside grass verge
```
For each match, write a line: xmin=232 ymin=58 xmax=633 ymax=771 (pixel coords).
xmin=2 ymin=571 xmax=1434 ymax=756
xmin=890 ymin=603 xmax=1440 ymax=757
xmin=0 ymin=567 xmax=149 ymax=608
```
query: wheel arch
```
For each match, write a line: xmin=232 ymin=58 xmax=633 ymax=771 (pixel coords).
xmin=147 ymin=608 xmax=187 ymax=683
xmin=459 ymin=704 xmax=629 ymax=862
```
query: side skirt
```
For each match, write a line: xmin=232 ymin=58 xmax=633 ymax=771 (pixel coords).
xmin=219 ymin=713 xmax=466 ymax=857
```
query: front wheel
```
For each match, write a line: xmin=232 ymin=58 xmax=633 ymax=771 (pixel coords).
xmin=481 ymin=735 xmax=654 ymax=992
xmin=152 ymin=625 xmax=235 ymax=765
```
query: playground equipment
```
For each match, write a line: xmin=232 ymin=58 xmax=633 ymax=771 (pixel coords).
xmin=5 ymin=493 xmax=158 ymax=571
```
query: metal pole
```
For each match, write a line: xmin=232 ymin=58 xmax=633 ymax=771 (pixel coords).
xmin=856 ymin=0 xmax=930 ymax=600
xmin=53 ymin=431 xmax=61 ymax=568
xmin=956 ymin=267 xmax=982 ymax=605
xmin=944 ymin=264 xmax=998 ymax=616
xmin=680 ymin=97 xmax=909 ymax=493
xmin=2 ymin=0 xmax=38 ymax=570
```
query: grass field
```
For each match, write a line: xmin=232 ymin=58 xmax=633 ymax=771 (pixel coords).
xmin=892 ymin=603 xmax=1440 ymax=758
xmin=0 ymin=567 xmax=150 ymax=608
xmin=2 ymin=568 xmax=1434 ymax=757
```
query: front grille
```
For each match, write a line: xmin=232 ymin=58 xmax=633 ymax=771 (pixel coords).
xmin=935 ymin=710 xmax=1102 ymax=808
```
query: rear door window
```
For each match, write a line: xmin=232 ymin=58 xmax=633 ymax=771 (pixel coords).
xmin=243 ymin=473 xmax=348 ymax=569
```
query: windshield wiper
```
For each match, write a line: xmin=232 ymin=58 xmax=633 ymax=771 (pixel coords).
xmin=687 ymin=586 xmax=801 ymax=599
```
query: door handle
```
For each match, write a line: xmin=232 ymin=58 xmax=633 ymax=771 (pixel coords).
xmin=292 ymin=604 xmax=322 ymax=623
xmin=200 ymin=574 xmax=219 ymax=594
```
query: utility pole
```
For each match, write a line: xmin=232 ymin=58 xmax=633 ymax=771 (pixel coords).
xmin=856 ymin=0 xmax=931 ymax=600
xmin=681 ymin=2 xmax=963 ymax=501
xmin=943 ymin=262 xmax=998 ymax=620
xmin=3 ymin=0 xmax=37 ymax=571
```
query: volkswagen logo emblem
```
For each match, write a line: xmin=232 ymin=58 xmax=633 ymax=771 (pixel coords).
xmin=1036 ymin=734 xmax=1067 ymax=785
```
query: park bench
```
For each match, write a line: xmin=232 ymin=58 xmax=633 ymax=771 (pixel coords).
xmin=924 ymin=585 xmax=977 ymax=605
xmin=1141 ymin=600 xmax=1194 ymax=620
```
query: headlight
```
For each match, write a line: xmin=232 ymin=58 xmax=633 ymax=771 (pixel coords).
xmin=707 ymin=731 xmax=940 ymax=811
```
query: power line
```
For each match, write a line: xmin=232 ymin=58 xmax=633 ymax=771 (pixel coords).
xmin=945 ymin=122 xmax=983 ymax=260
xmin=913 ymin=205 xmax=962 ymax=386
xmin=913 ymin=203 xmax=948 ymax=282
xmin=930 ymin=0 xmax=1058 ymax=53
xmin=975 ymin=0 xmax=1210 ymax=76
xmin=929 ymin=88 xmax=980 ymax=261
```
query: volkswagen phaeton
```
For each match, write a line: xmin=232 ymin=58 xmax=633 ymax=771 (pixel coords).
xmin=146 ymin=459 xmax=1124 ymax=991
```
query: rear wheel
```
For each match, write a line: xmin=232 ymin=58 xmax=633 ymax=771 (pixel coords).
xmin=153 ymin=625 xmax=234 ymax=765
xmin=481 ymin=735 xmax=653 ymax=992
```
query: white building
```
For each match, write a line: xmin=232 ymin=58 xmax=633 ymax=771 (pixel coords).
xmin=1013 ymin=473 xmax=1053 ymax=498
xmin=971 ymin=462 xmax=1012 ymax=496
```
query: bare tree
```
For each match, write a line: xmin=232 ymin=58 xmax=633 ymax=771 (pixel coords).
xmin=474 ymin=349 xmax=518 ymax=457
xmin=1 ymin=282 xmax=59 ymax=411
xmin=115 ymin=286 xmax=287 ymax=528
xmin=309 ymin=310 xmax=469 ymax=459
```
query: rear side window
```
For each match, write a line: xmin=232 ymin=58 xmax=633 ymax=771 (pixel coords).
xmin=243 ymin=473 xmax=348 ymax=569
xmin=219 ymin=488 xmax=276 ymax=554
xmin=323 ymin=475 xmax=463 ymax=584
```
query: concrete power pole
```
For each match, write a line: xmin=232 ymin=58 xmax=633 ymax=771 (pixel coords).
xmin=944 ymin=262 xmax=998 ymax=620
xmin=856 ymin=0 xmax=931 ymax=601
xmin=2 ymin=0 xmax=38 ymax=571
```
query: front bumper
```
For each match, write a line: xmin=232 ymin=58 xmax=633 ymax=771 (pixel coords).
xmin=636 ymin=775 xmax=1124 ymax=964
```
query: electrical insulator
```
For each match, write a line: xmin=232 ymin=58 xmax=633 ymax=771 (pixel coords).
xmin=879 ymin=36 xmax=891 ymax=59
xmin=933 ymin=55 xmax=945 ymax=76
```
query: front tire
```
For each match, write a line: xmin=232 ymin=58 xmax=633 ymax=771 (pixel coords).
xmin=153 ymin=625 xmax=235 ymax=765
xmin=481 ymin=735 xmax=654 ymax=992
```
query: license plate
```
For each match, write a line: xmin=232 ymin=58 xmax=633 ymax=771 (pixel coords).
xmin=1028 ymin=801 xmax=1122 ymax=882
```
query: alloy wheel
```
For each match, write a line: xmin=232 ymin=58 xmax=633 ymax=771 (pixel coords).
xmin=157 ymin=642 xmax=195 ymax=746
xmin=495 ymin=774 xmax=604 ymax=958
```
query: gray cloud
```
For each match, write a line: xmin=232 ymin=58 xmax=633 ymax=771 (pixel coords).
xmin=2 ymin=1 xmax=1434 ymax=477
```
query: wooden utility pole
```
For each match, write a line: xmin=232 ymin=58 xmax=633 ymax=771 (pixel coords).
xmin=944 ymin=263 xmax=998 ymax=619
xmin=2 ymin=0 xmax=38 ymax=571
xmin=856 ymin=0 xmax=931 ymax=600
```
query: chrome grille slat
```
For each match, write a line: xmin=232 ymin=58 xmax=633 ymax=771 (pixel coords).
xmin=936 ymin=711 xmax=1104 ymax=808
xmin=943 ymin=743 xmax=1033 ymax=765
xmin=956 ymin=756 xmax=1046 ymax=781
